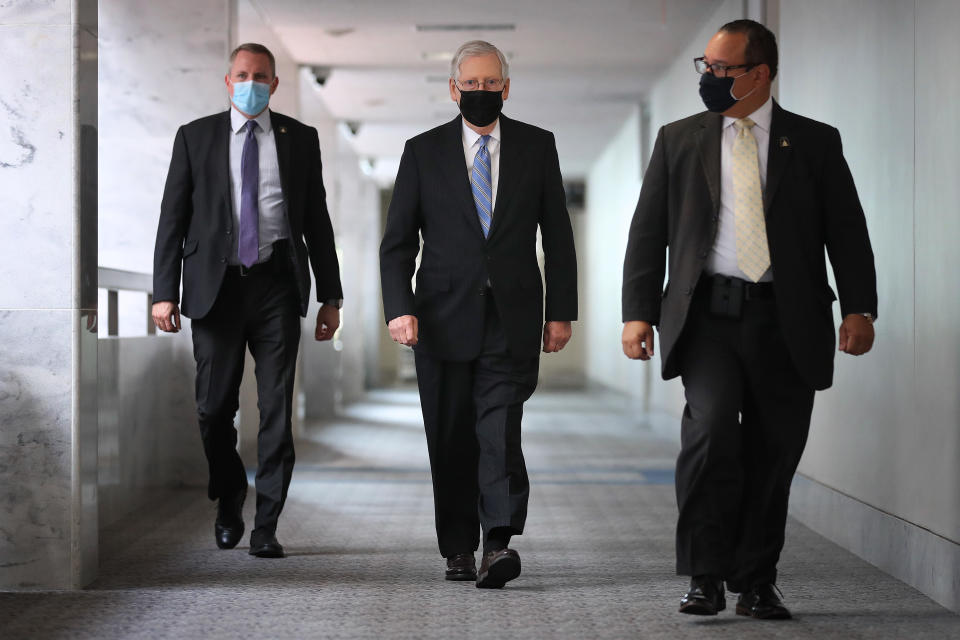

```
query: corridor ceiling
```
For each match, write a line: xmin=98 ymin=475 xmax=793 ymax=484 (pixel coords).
xmin=251 ymin=0 xmax=722 ymax=182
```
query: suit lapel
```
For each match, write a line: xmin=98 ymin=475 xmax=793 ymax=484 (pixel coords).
xmin=270 ymin=111 xmax=293 ymax=207
xmin=695 ymin=112 xmax=723 ymax=214
xmin=764 ymin=101 xmax=792 ymax=214
xmin=487 ymin=115 xmax=518 ymax=242
xmin=214 ymin=111 xmax=233 ymax=220
xmin=439 ymin=116 xmax=486 ymax=238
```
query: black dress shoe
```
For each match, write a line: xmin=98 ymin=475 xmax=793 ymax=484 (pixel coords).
xmin=214 ymin=488 xmax=246 ymax=549
xmin=476 ymin=548 xmax=521 ymax=589
xmin=248 ymin=531 xmax=285 ymax=558
xmin=679 ymin=575 xmax=726 ymax=615
xmin=736 ymin=583 xmax=791 ymax=619
xmin=445 ymin=553 xmax=477 ymax=581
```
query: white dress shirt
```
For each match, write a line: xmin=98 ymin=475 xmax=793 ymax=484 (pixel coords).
xmin=707 ymin=96 xmax=774 ymax=282
xmin=462 ymin=118 xmax=501 ymax=211
xmin=229 ymin=106 xmax=288 ymax=265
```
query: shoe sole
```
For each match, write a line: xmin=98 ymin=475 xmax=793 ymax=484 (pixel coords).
xmin=445 ymin=572 xmax=478 ymax=581
xmin=476 ymin=555 xmax=521 ymax=589
xmin=679 ymin=601 xmax=725 ymax=616
xmin=735 ymin=604 xmax=791 ymax=619
xmin=249 ymin=547 xmax=285 ymax=558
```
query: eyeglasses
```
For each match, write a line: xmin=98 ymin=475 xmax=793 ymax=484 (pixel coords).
xmin=693 ymin=57 xmax=755 ymax=77
xmin=455 ymin=78 xmax=505 ymax=92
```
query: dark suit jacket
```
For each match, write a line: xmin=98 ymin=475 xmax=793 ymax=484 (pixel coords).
xmin=622 ymin=101 xmax=877 ymax=390
xmin=380 ymin=115 xmax=578 ymax=361
xmin=153 ymin=110 xmax=342 ymax=319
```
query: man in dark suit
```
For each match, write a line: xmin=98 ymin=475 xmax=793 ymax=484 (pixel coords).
xmin=380 ymin=40 xmax=577 ymax=588
xmin=621 ymin=20 xmax=877 ymax=618
xmin=152 ymin=43 xmax=343 ymax=559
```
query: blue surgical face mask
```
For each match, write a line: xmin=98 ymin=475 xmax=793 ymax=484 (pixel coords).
xmin=231 ymin=80 xmax=271 ymax=115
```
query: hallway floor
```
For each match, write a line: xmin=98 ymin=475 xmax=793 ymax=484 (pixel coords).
xmin=2 ymin=389 xmax=958 ymax=639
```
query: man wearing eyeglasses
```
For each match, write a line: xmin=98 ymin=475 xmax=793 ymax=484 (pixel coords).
xmin=622 ymin=20 xmax=877 ymax=618
xmin=380 ymin=40 xmax=577 ymax=589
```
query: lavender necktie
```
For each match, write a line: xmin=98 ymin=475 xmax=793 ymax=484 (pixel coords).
xmin=238 ymin=119 xmax=260 ymax=267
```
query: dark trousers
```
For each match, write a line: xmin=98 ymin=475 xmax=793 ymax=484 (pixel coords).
xmin=674 ymin=280 xmax=815 ymax=590
xmin=414 ymin=295 xmax=539 ymax=558
xmin=190 ymin=261 xmax=301 ymax=536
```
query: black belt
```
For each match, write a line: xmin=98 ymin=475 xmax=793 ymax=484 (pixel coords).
xmin=227 ymin=240 xmax=289 ymax=277
xmin=699 ymin=274 xmax=775 ymax=300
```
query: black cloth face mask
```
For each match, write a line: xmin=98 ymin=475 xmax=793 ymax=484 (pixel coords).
xmin=699 ymin=71 xmax=756 ymax=113
xmin=458 ymin=89 xmax=503 ymax=127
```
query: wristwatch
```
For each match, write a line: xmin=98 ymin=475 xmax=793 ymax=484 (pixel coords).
xmin=859 ymin=312 xmax=875 ymax=324
xmin=323 ymin=298 xmax=344 ymax=309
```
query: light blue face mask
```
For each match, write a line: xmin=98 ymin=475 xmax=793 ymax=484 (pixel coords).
xmin=231 ymin=80 xmax=271 ymax=115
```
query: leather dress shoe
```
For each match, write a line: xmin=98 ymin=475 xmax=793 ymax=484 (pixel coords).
xmin=736 ymin=583 xmax=791 ymax=619
xmin=679 ymin=575 xmax=726 ymax=615
xmin=445 ymin=553 xmax=477 ymax=581
xmin=214 ymin=488 xmax=246 ymax=549
xmin=248 ymin=531 xmax=285 ymax=558
xmin=476 ymin=548 xmax=521 ymax=589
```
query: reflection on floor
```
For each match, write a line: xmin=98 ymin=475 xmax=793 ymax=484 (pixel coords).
xmin=1 ymin=389 xmax=958 ymax=639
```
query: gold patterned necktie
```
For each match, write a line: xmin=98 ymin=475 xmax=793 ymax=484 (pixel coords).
xmin=732 ymin=117 xmax=770 ymax=282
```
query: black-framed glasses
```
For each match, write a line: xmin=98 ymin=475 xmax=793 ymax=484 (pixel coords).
xmin=693 ymin=57 xmax=755 ymax=77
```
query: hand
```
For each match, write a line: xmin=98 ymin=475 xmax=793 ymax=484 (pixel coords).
xmin=543 ymin=321 xmax=572 ymax=353
xmin=315 ymin=304 xmax=341 ymax=341
xmin=838 ymin=314 xmax=874 ymax=355
xmin=388 ymin=314 xmax=418 ymax=346
xmin=152 ymin=301 xmax=181 ymax=333
xmin=622 ymin=320 xmax=655 ymax=360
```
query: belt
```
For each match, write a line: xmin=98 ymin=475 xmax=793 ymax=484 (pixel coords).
xmin=699 ymin=274 xmax=775 ymax=300
xmin=226 ymin=240 xmax=289 ymax=277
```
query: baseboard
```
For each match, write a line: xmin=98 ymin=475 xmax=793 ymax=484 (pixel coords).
xmin=790 ymin=473 xmax=960 ymax=613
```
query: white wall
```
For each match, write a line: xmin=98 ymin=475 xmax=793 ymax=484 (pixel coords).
xmin=778 ymin=0 xmax=959 ymax=549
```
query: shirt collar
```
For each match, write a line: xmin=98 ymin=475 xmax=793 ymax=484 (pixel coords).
xmin=230 ymin=105 xmax=273 ymax=134
xmin=462 ymin=118 xmax=501 ymax=149
xmin=723 ymin=95 xmax=773 ymax=133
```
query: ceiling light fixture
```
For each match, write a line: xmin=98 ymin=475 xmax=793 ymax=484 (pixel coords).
xmin=416 ymin=24 xmax=515 ymax=32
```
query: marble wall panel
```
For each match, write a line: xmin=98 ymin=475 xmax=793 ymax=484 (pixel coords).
xmin=0 ymin=311 xmax=74 ymax=588
xmin=0 ymin=24 xmax=74 ymax=309
xmin=99 ymin=0 xmax=231 ymax=273
xmin=0 ymin=0 xmax=70 ymax=25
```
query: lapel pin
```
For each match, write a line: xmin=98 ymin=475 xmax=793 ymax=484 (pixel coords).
xmin=279 ymin=126 xmax=287 ymax=134
xmin=779 ymin=136 xmax=790 ymax=148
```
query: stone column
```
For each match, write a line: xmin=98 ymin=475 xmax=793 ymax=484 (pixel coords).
xmin=0 ymin=0 xmax=98 ymax=589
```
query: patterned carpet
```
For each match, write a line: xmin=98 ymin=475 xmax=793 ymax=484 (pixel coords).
xmin=1 ymin=390 xmax=958 ymax=639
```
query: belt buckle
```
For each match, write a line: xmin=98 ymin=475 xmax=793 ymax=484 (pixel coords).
xmin=239 ymin=264 xmax=250 ymax=277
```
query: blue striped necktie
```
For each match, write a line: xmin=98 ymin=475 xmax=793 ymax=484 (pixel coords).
xmin=471 ymin=135 xmax=492 ymax=238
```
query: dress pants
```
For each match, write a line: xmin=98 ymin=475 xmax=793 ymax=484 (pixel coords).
xmin=674 ymin=278 xmax=815 ymax=590
xmin=414 ymin=293 xmax=540 ymax=558
xmin=190 ymin=260 xmax=301 ymax=536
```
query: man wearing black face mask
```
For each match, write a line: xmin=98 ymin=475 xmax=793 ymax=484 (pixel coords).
xmin=380 ymin=40 xmax=577 ymax=589
xmin=621 ymin=20 xmax=877 ymax=619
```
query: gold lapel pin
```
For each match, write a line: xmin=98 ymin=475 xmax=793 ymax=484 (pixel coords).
xmin=779 ymin=136 xmax=790 ymax=148
xmin=279 ymin=126 xmax=288 ymax=134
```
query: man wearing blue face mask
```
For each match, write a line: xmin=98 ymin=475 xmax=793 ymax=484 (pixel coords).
xmin=152 ymin=43 xmax=343 ymax=559
xmin=621 ymin=20 xmax=877 ymax=619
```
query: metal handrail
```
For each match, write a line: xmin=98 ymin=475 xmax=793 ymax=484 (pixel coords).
xmin=98 ymin=267 xmax=155 ymax=336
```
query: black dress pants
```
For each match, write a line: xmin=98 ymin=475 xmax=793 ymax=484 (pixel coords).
xmin=674 ymin=280 xmax=815 ymax=590
xmin=414 ymin=294 xmax=540 ymax=558
xmin=190 ymin=261 xmax=301 ymax=536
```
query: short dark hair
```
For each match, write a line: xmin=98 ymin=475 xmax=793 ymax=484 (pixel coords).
xmin=229 ymin=43 xmax=276 ymax=78
xmin=720 ymin=19 xmax=778 ymax=80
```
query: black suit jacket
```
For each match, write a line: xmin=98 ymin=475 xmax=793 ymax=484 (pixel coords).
xmin=622 ymin=101 xmax=877 ymax=390
xmin=153 ymin=110 xmax=342 ymax=319
xmin=380 ymin=115 xmax=578 ymax=361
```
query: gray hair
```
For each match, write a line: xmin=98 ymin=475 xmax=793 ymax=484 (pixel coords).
xmin=449 ymin=40 xmax=509 ymax=81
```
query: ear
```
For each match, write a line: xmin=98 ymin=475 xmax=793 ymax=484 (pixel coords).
xmin=225 ymin=74 xmax=232 ymax=93
xmin=269 ymin=76 xmax=279 ymax=94
xmin=449 ymin=78 xmax=459 ymax=103
xmin=755 ymin=63 xmax=771 ymax=86
xmin=502 ymin=78 xmax=510 ymax=101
